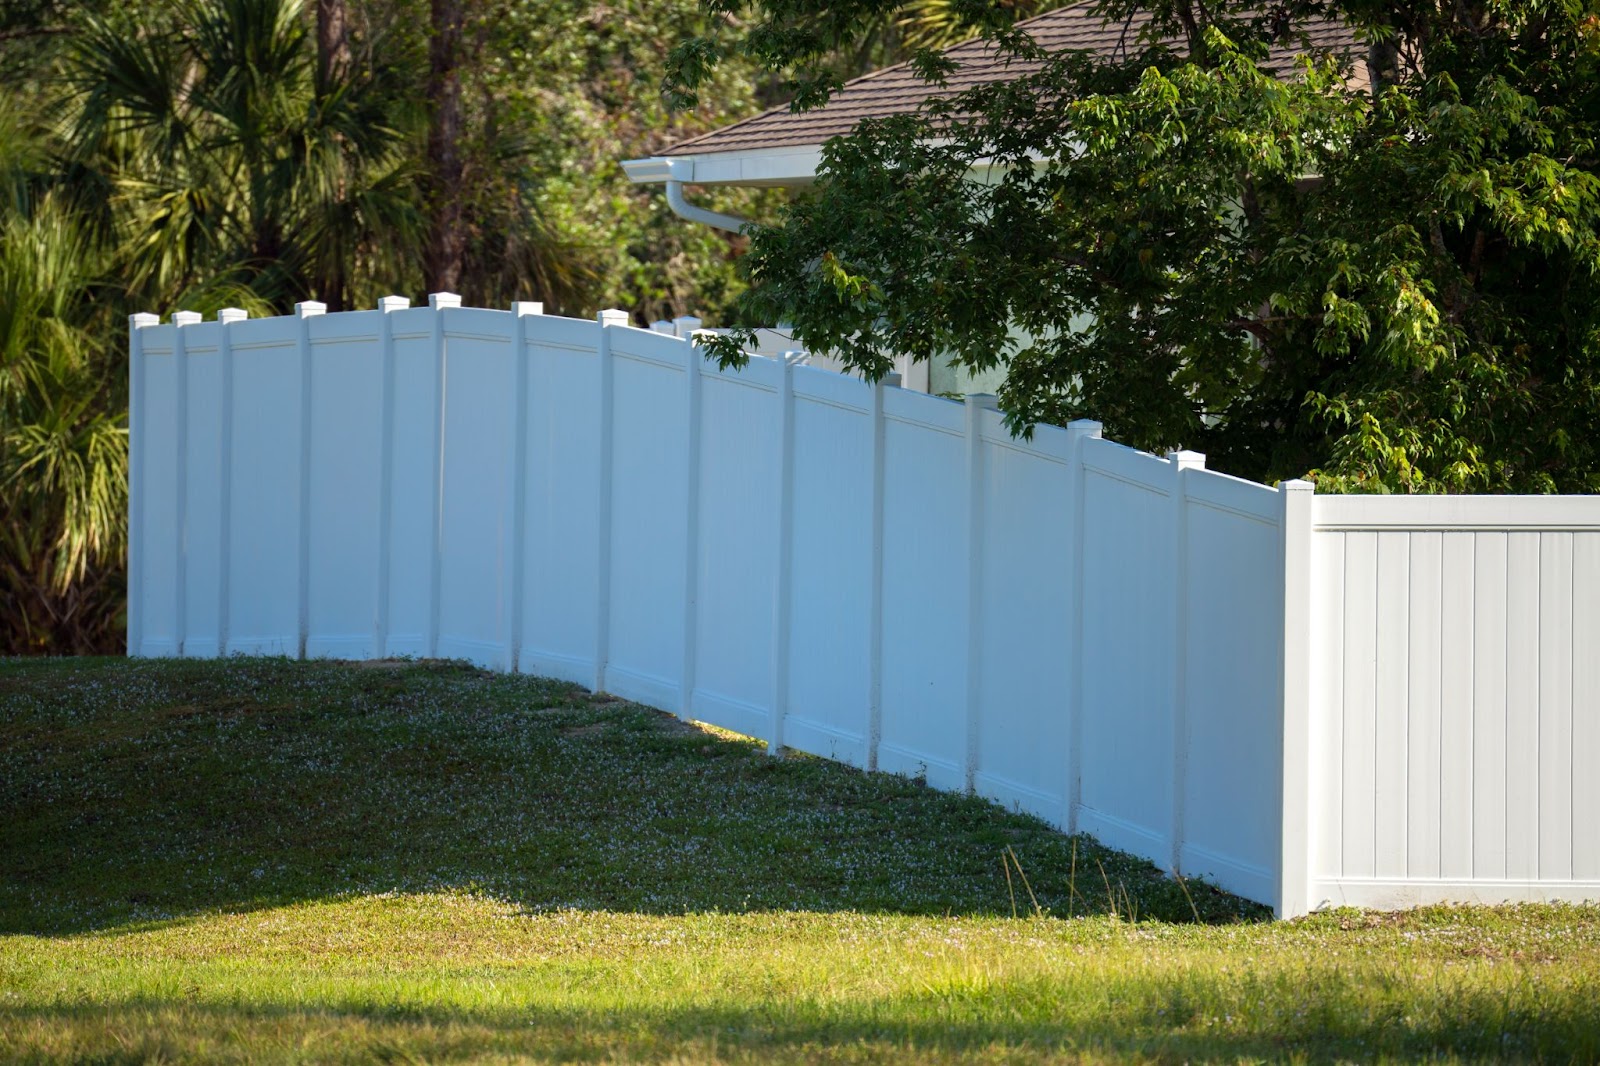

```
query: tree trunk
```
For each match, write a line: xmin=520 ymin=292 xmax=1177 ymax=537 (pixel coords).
xmin=424 ymin=0 xmax=466 ymax=295
xmin=316 ymin=0 xmax=350 ymax=89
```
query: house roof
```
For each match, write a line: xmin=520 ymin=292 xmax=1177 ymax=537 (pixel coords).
xmin=662 ymin=3 xmax=1368 ymax=159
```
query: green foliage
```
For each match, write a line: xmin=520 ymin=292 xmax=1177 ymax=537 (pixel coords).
xmin=0 ymin=0 xmax=777 ymax=651
xmin=687 ymin=1 xmax=1600 ymax=492
xmin=0 ymin=193 xmax=126 ymax=654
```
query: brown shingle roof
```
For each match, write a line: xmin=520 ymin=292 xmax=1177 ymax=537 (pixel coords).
xmin=665 ymin=3 xmax=1366 ymax=157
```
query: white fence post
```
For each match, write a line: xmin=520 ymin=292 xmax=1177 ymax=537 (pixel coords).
xmin=964 ymin=394 xmax=1000 ymax=793
xmin=127 ymin=312 xmax=160 ymax=657
xmin=216 ymin=308 xmax=246 ymax=656
xmin=1164 ymin=448 xmax=1203 ymax=870
xmin=425 ymin=292 xmax=460 ymax=659
xmin=867 ymin=370 xmax=901 ymax=771
xmin=293 ymin=300 xmax=326 ymax=659
xmin=672 ymin=315 xmax=703 ymax=340
xmin=171 ymin=311 xmax=203 ymax=656
xmin=374 ymin=295 xmax=409 ymax=658
xmin=1064 ymin=418 xmax=1102 ymax=831
xmin=768 ymin=352 xmax=798 ymax=754
xmin=594 ymin=308 xmax=629 ymax=691
xmin=679 ymin=328 xmax=704 ymax=721
xmin=1167 ymin=449 xmax=1206 ymax=873
xmin=508 ymin=301 xmax=542 ymax=672
xmin=1278 ymin=478 xmax=1316 ymax=917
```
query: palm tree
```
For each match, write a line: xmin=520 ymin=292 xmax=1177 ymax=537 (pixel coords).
xmin=0 ymin=193 xmax=127 ymax=654
xmin=65 ymin=0 xmax=425 ymax=313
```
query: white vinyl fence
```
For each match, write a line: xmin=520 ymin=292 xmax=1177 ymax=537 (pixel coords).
xmin=126 ymin=298 xmax=1600 ymax=917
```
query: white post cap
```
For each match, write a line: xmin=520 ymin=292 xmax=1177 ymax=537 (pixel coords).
xmin=1067 ymin=418 xmax=1103 ymax=438
xmin=294 ymin=301 xmax=327 ymax=318
xmin=1167 ymin=449 xmax=1207 ymax=470
xmin=379 ymin=295 xmax=410 ymax=313
xmin=427 ymin=292 xmax=461 ymax=310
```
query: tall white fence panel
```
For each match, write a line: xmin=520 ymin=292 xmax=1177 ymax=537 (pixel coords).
xmin=786 ymin=367 xmax=875 ymax=765
xmin=128 ymin=302 xmax=1600 ymax=917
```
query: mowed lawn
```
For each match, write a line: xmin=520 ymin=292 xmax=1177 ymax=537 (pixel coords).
xmin=1 ymin=658 xmax=1597 ymax=1064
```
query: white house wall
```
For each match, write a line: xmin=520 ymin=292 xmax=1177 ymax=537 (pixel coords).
xmin=127 ymin=302 xmax=1600 ymax=918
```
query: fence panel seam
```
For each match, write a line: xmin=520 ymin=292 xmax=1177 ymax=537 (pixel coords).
xmin=768 ymin=352 xmax=797 ymax=754
xmin=508 ymin=302 xmax=539 ymax=672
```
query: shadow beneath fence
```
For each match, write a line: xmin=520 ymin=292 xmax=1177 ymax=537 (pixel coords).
xmin=0 ymin=656 xmax=1261 ymax=936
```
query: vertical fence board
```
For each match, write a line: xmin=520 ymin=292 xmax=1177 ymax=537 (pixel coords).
xmin=1404 ymin=532 xmax=1443 ymax=879
xmin=1472 ymin=532 xmax=1509 ymax=881
xmin=1340 ymin=532 xmax=1378 ymax=879
xmin=1077 ymin=447 xmax=1173 ymax=861
xmin=305 ymin=312 xmax=383 ymax=660
xmin=180 ymin=320 xmax=224 ymax=657
xmin=1373 ymin=533 xmax=1411 ymax=879
xmin=1573 ymin=534 xmax=1600 ymax=881
xmin=605 ymin=327 xmax=690 ymax=709
xmin=435 ymin=312 xmax=516 ymax=667
xmin=373 ymin=296 xmax=407 ymax=658
xmin=1310 ymin=528 xmax=1347 ymax=886
xmin=382 ymin=309 xmax=439 ymax=657
xmin=879 ymin=397 xmax=967 ymax=791
xmin=974 ymin=426 xmax=1073 ymax=823
xmin=1505 ymin=532 xmax=1542 ymax=881
xmin=1180 ymin=486 xmax=1283 ymax=904
xmin=215 ymin=308 xmax=245 ymax=655
xmin=787 ymin=369 xmax=874 ymax=765
xmin=1537 ymin=533 xmax=1573 ymax=881
xmin=518 ymin=316 xmax=603 ymax=685
xmin=226 ymin=318 xmax=301 ymax=654
xmin=1438 ymin=533 xmax=1477 ymax=880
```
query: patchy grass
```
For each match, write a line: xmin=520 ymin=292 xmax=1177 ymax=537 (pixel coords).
xmin=1 ymin=656 xmax=1597 ymax=1064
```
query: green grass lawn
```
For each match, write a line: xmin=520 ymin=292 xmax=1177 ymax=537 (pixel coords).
xmin=1 ymin=657 xmax=1596 ymax=1064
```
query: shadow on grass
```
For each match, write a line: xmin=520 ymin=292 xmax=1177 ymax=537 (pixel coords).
xmin=3 ymin=979 xmax=1596 ymax=1064
xmin=0 ymin=656 xmax=1264 ymax=935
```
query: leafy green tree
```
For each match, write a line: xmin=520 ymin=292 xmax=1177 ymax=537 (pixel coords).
xmin=0 ymin=0 xmax=784 ymax=652
xmin=675 ymin=1 xmax=1600 ymax=492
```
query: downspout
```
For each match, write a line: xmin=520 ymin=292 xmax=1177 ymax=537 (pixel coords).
xmin=623 ymin=157 xmax=752 ymax=233
xmin=666 ymin=179 xmax=750 ymax=234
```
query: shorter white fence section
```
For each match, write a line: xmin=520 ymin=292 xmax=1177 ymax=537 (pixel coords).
xmin=1304 ymin=499 xmax=1600 ymax=908
xmin=127 ymin=299 xmax=1600 ymax=918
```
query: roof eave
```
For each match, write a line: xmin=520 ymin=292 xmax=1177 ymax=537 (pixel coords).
xmin=622 ymin=145 xmax=828 ymax=188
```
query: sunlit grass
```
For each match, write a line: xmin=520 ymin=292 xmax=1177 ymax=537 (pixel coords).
xmin=2 ymin=657 xmax=1597 ymax=1063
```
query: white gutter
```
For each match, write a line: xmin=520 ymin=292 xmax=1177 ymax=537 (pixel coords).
xmin=622 ymin=157 xmax=751 ymax=233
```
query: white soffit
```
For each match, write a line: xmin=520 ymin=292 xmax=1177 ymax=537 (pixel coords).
xmin=622 ymin=146 xmax=827 ymax=188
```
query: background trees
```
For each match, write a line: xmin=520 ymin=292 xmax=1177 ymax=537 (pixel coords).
xmin=0 ymin=0 xmax=777 ymax=653
xmin=678 ymin=0 xmax=1600 ymax=494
